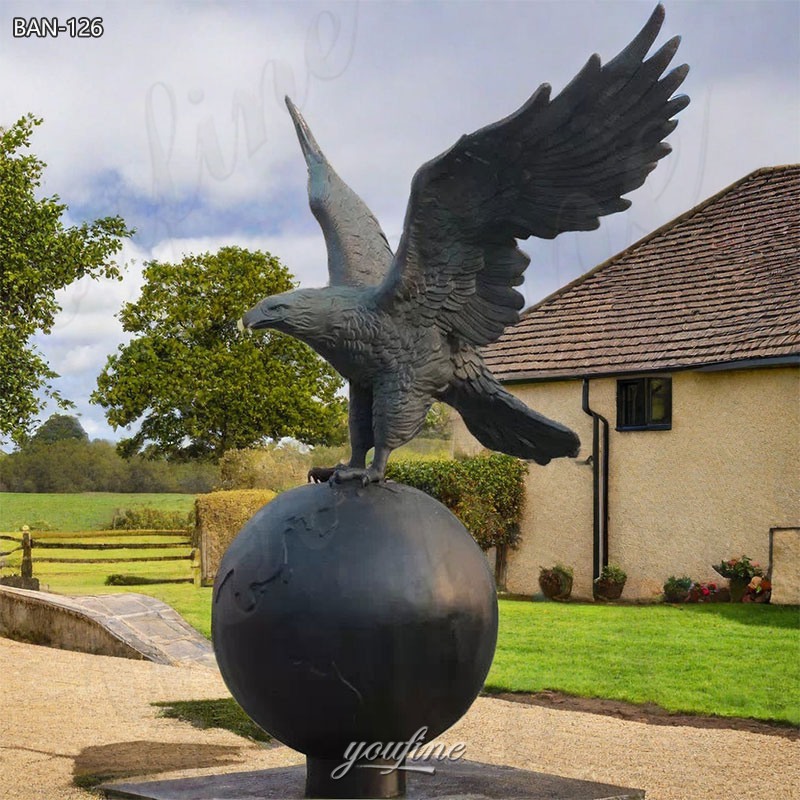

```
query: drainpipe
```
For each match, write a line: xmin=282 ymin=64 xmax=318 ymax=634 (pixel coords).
xmin=582 ymin=378 xmax=609 ymax=581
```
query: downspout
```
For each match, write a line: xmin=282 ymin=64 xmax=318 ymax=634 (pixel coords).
xmin=582 ymin=378 xmax=610 ymax=581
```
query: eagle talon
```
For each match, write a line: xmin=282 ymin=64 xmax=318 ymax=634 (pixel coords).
xmin=331 ymin=465 xmax=383 ymax=485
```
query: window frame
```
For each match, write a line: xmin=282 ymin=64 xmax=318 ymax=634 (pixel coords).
xmin=616 ymin=376 xmax=672 ymax=432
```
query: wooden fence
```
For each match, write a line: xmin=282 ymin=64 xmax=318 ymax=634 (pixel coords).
xmin=0 ymin=529 xmax=201 ymax=587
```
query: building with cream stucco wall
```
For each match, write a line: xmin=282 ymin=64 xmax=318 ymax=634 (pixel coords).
xmin=454 ymin=166 xmax=800 ymax=601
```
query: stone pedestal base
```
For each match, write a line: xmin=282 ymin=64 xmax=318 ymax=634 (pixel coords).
xmin=100 ymin=759 xmax=644 ymax=799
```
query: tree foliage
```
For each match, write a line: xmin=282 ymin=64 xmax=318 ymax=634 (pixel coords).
xmin=0 ymin=437 xmax=217 ymax=493
xmin=420 ymin=402 xmax=452 ymax=439
xmin=27 ymin=413 xmax=88 ymax=447
xmin=0 ymin=115 xmax=132 ymax=446
xmin=92 ymin=247 xmax=347 ymax=460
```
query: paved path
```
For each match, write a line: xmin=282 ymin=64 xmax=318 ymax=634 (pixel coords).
xmin=0 ymin=586 xmax=216 ymax=667
xmin=67 ymin=592 xmax=216 ymax=668
xmin=0 ymin=636 xmax=798 ymax=800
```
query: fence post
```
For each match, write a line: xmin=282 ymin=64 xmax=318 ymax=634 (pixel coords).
xmin=191 ymin=548 xmax=202 ymax=588
xmin=21 ymin=527 xmax=33 ymax=579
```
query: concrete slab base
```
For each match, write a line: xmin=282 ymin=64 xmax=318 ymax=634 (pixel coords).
xmin=100 ymin=759 xmax=645 ymax=799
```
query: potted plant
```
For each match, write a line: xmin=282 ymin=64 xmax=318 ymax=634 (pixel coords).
xmin=742 ymin=575 xmax=771 ymax=604
xmin=538 ymin=564 xmax=573 ymax=601
xmin=712 ymin=555 xmax=763 ymax=602
xmin=663 ymin=575 xmax=692 ymax=603
xmin=593 ymin=563 xmax=627 ymax=601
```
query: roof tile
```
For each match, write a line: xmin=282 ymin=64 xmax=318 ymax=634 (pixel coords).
xmin=485 ymin=165 xmax=800 ymax=379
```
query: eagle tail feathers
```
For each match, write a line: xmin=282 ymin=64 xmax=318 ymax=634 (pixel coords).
xmin=444 ymin=372 xmax=580 ymax=465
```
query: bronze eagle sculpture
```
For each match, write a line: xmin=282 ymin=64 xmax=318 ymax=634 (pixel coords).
xmin=241 ymin=5 xmax=689 ymax=483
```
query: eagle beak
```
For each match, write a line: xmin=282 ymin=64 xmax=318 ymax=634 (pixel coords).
xmin=237 ymin=317 xmax=252 ymax=336
xmin=240 ymin=300 xmax=287 ymax=331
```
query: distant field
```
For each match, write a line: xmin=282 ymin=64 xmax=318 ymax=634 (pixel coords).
xmin=0 ymin=493 xmax=196 ymax=532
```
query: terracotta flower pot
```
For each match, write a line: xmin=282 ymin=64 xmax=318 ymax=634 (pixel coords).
xmin=539 ymin=570 xmax=573 ymax=601
xmin=594 ymin=578 xmax=625 ymax=601
xmin=728 ymin=576 xmax=749 ymax=603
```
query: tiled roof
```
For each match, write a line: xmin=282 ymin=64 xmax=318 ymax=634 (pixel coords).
xmin=485 ymin=165 xmax=800 ymax=381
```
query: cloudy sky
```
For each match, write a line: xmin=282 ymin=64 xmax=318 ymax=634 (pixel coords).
xmin=3 ymin=0 xmax=798 ymax=446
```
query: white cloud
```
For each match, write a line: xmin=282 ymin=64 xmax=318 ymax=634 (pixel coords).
xmin=58 ymin=344 xmax=110 ymax=375
xmin=3 ymin=1 xmax=360 ymax=210
xmin=3 ymin=0 xmax=797 ymax=445
xmin=149 ymin=231 xmax=329 ymax=287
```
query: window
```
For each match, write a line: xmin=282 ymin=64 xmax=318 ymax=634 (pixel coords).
xmin=616 ymin=376 xmax=672 ymax=430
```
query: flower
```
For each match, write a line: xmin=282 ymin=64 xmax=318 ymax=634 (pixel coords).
xmin=712 ymin=555 xmax=764 ymax=580
xmin=687 ymin=581 xmax=718 ymax=603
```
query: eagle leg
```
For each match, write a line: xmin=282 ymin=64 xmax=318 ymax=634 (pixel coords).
xmin=338 ymin=386 xmax=432 ymax=483
xmin=344 ymin=383 xmax=374 ymax=469
xmin=313 ymin=385 xmax=378 ymax=484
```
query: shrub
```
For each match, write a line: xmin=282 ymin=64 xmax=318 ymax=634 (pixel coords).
xmin=539 ymin=564 xmax=574 ymax=600
xmin=217 ymin=441 xmax=452 ymax=494
xmin=663 ymin=575 xmax=692 ymax=603
xmin=217 ymin=446 xmax=311 ymax=492
xmin=0 ymin=437 xmax=218 ymax=493
xmin=195 ymin=489 xmax=277 ymax=583
xmin=385 ymin=453 xmax=527 ymax=551
xmin=307 ymin=444 xmax=350 ymax=468
xmin=594 ymin=564 xmax=627 ymax=601
xmin=597 ymin=563 xmax=627 ymax=583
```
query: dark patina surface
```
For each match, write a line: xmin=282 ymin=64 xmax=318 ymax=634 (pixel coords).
xmin=240 ymin=5 xmax=688 ymax=484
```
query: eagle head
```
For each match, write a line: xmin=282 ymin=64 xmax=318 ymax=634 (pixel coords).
xmin=239 ymin=288 xmax=325 ymax=339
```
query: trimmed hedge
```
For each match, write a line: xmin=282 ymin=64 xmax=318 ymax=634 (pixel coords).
xmin=195 ymin=490 xmax=276 ymax=584
xmin=385 ymin=454 xmax=527 ymax=550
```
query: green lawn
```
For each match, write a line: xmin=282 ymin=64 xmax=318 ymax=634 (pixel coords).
xmin=0 ymin=492 xmax=196 ymax=532
xmin=7 ymin=537 xmax=800 ymax=724
xmin=1 ymin=492 xmax=797 ymax=725
xmin=488 ymin=599 xmax=800 ymax=725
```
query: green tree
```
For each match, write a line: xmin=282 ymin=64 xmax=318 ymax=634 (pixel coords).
xmin=0 ymin=115 xmax=132 ymax=446
xmin=0 ymin=437 xmax=218 ymax=493
xmin=27 ymin=413 xmax=88 ymax=446
xmin=92 ymin=247 xmax=347 ymax=460
xmin=420 ymin=402 xmax=452 ymax=439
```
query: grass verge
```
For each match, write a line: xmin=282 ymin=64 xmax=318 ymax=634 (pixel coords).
xmin=487 ymin=599 xmax=800 ymax=725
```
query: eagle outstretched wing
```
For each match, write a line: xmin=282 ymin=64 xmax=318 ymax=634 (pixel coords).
xmin=376 ymin=4 xmax=689 ymax=346
xmin=285 ymin=97 xmax=394 ymax=288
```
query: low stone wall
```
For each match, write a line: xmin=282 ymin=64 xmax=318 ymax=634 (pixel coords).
xmin=770 ymin=527 xmax=800 ymax=605
xmin=0 ymin=586 xmax=144 ymax=659
xmin=195 ymin=489 xmax=276 ymax=585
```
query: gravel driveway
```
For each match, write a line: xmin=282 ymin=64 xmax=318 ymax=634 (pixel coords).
xmin=0 ymin=637 xmax=797 ymax=800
